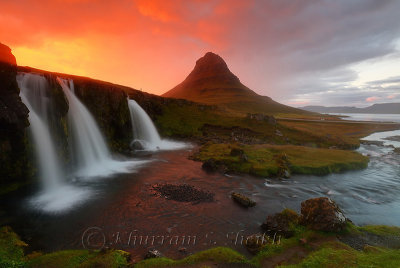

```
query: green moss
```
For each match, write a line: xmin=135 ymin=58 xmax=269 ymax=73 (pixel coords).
xmin=135 ymin=247 xmax=248 ymax=268
xmin=28 ymin=249 xmax=130 ymax=268
xmin=194 ymin=143 xmax=369 ymax=177
xmin=0 ymin=226 xmax=27 ymax=268
xmin=281 ymin=243 xmax=400 ymax=267
xmin=357 ymin=225 xmax=400 ymax=237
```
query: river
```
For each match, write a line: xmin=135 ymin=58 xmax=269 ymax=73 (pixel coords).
xmin=1 ymin=113 xmax=399 ymax=261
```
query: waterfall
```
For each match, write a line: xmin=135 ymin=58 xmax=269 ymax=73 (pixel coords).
xmin=17 ymin=73 xmax=63 ymax=190
xmin=127 ymin=98 xmax=188 ymax=151
xmin=128 ymin=99 xmax=161 ymax=150
xmin=18 ymin=73 xmax=91 ymax=213
xmin=58 ymin=78 xmax=142 ymax=178
xmin=57 ymin=78 xmax=113 ymax=176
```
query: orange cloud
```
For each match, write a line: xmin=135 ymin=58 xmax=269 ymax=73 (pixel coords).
xmin=1 ymin=0 xmax=399 ymax=105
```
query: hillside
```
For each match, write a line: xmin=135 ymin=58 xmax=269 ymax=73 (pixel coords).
xmin=163 ymin=52 xmax=310 ymax=115
xmin=301 ymin=103 xmax=400 ymax=114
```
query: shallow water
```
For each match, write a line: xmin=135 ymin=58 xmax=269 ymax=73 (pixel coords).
xmin=1 ymin=118 xmax=400 ymax=261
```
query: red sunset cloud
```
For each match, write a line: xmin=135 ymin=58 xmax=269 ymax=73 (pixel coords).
xmin=1 ymin=0 xmax=400 ymax=106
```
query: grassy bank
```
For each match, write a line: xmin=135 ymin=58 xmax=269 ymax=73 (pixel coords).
xmin=2 ymin=217 xmax=400 ymax=267
xmin=135 ymin=222 xmax=400 ymax=268
xmin=193 ymin=143 xmax=369 ymax=177
xmin=0 ymin=226 xmax=130 ymax=268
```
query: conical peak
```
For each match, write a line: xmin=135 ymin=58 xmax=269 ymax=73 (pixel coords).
xmin=186 ymin=52 xmax=239 ymax=83
xmin=195 ymin=52 xmax=228 ymax=69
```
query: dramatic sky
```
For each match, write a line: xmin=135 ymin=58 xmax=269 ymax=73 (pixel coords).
xmin=1 ymin=0 xmax=400 ymax=107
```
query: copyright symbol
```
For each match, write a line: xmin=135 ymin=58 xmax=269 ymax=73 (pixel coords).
xmin=82 ymin=226 xmax=106 ymax=250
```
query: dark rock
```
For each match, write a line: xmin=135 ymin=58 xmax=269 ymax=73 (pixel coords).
xmin=244 ymin=234 xmax=268 ymax=254
xmin=360 ymin=140 xmax=384 ymax=146
xmin=230 ymin=148 xmax=248 ymax=162
xmin=0 ymin=43 xmax=31 ymax=183
xmin=0 ymin=43 xmax=16 ymax=65
xmin=231 ymin=192 xmax=256 ymax=208
xmin=246 ymin=113 xmax=277 ymax=125
xmin=152 ymin=183 xmax=214 ymax=204
xmin=200 ymin=124 xmax=264 ymax=145
xmin=178 ymin=247 xmax=187 ymax=253
xmin=393 ymin=147 xmax=400 ymax=154
xmin=202 ymin=158 xmax=218 ymax=172
xmin=261 ymin=209 xmax=299 ymax=238
xmin=130 ymin=140 xmax=145 ymax=150
xmin=144 ymin=249 xmax=164 ymax=259
xmin=274 ymin=153 xmax=291 ymax=178
xmin=230 ymin=148 xmax=244 ymax=156
xmin=299 ymin=197 xmax=347 ymax=232
xmin=383 ymin=136 xmax=400 ymax=142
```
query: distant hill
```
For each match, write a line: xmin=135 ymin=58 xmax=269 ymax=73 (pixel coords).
xmin=163 ymin=52 xmax=310 ymax=115
xmin=301 ymin=103 xmax=400 ymax=114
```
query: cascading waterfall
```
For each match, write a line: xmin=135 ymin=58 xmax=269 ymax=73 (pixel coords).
xmin=58 ymin=78 xmax=143 ymax=178
xmin=18 ymin=73 xmax=91 ymax=213
xmin=17 ymin=73 xmax=64 ymax=190
xmin=127 ymin=98 xmax=187 ymax=151
xmin=57 ymin=78 xmax=111 ymax=176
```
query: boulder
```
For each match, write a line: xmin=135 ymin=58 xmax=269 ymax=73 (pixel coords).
xmin=202 ymin=158 xmax=227 ymax=173
xmin=244 ymin=233 xmax=268 ymax=254
xmin=202 ymin=158 xmax=218 ymax=172
xmin=299 ymin=197 xmax=347 ymax=232
xmin=144 ymin=249 xmax=164 ymax=259
xmin=261 ymin=209 xmax=299 ymax=238
xmin=231 ymin=192 xmax=256 ymax=207
xmin=230 ymin=148 xmax=248 ymax=162
xmin=130 ymin=140 xmax=145 ymax=150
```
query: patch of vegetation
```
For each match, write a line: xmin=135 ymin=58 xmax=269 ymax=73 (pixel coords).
xmin=27 ymin=249 xmax=130 ymax=268
xmin=194 ymin=143 xmax=369 ymax=177
xmin=0 ymin=226 xmax=130 ymax=268
xmin=279 ymin=119 xmax=400 ymax=149
xmin=282 ymin=243 xmax=400 ymax=267
xmin=135 ymin=247 xmax=249 ymax=268
xmin=0 ymin=226 xmax=27 ymax=268
xmin=357 ymin=225 xmax=400 ymax=237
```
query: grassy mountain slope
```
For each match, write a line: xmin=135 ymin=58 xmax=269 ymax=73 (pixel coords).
xmin=163 ymin=52 xmax=311 ymax=115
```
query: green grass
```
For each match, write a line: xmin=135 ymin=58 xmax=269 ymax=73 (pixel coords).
xmin=194 ymin=143 xmax=369 ymax=177
xmin=0 ymin=226 xmax=27 ymax=268
xmin=0 ymin=226 xmax=130 ymax=268
xmin=281 ymin=243 xmax=400 ymax=267
xmin=27 ymin=249 xmax=130 ymax=268
xmin=357 ymin=225 xmax=400 ymax=237
xmin=135 ymin=247 xmax=248 ymax=268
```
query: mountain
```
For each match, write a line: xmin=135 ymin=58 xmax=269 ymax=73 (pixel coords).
xmin=301 ymin=103 xmax=400 ymax=114
xmin=163 ymin=52 xmax=309 ymax=115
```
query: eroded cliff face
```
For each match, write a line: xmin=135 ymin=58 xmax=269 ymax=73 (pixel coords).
xmin=71 ymin=78 xmax=132 ymax=153
xmin=0 ymin=43 xmax=31 ymax=184
xmin=18 ymin=67 xmax=134 ymax=154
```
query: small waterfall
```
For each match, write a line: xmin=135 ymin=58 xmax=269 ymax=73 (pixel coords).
xmin=17 ymin=73 xmax=64 ymax=191
xmin=128 ymin=99 xmax=161 ymax=150
xmin=57 ymin=78 xmax=113 ymax=177
xmin=127 ymin=98 xmax=187 ymax=151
